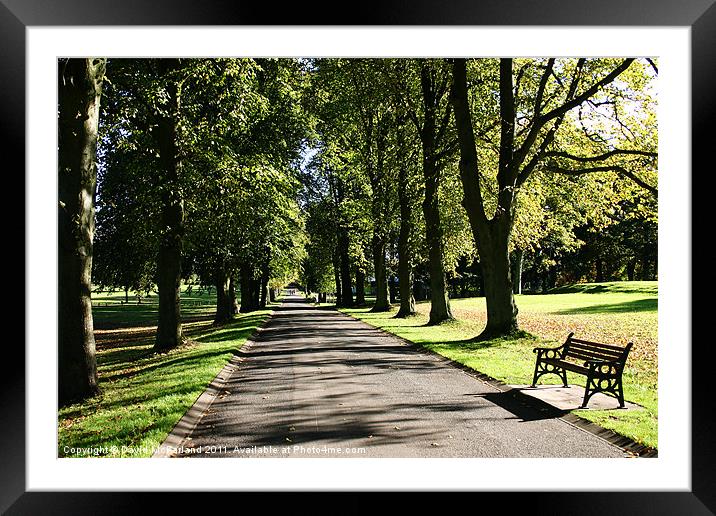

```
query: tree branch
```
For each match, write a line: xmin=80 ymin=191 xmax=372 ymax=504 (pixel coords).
xmin=544 ymin=164 xmax=657 ymax=196
xmin=539 ymin=58 xmax=634 ymax=125
xmin=381 ymin=63 xmax=422 ymax=133
xmin=433 ymin=138 xmax=459 ymax=163
xmin=498 ymin=58 xmax=516 ymax=186
xmin=533 ymin=58 xmax=555 ymax=117
xmin=435 ymin=99 xmax=453 ymax=146
xmin=544 ymin=149 xmax=657 ymax=162
xmin=513 ymin=59 xmax=586 ymax=175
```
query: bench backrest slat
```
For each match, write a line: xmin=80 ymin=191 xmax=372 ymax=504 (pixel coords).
xmin=565 ymin=349 xmax=620 ymax=362
xmin=565 ymin=335 xmax=632 ymax=362
xmin=569 ymin=337 xmax=626 ymax=352
xmin=567 ymin=343 xmax=623 ymax=359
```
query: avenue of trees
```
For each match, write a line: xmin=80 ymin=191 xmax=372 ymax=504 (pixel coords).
xmin=58 ymin=57 xmax=657 ymax=406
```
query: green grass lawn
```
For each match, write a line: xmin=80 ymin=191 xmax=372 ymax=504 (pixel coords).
xmin=341 ymin=281 xmax=658 ymax=450
xmin=58 ymin=284 xmax=271 ymax=458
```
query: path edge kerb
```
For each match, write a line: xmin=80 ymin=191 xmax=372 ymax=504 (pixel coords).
xmin=335 ymin=306 xmax=658 ymax=459
xmin=151 ymin=309 xmax=275 ymax=458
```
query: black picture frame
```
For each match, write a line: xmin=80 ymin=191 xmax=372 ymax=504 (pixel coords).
xmin=4 ymin=0 xmax=711 ymax=513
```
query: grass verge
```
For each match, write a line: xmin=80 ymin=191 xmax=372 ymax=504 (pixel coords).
xmin=58 ymin=309 xmax=271 ymax=458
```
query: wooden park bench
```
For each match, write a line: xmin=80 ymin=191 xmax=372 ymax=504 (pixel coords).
xmin=531 ymin=332 xmax=633 ymax=408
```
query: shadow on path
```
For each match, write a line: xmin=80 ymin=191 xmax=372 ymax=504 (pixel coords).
xmin=173 ymin=294 xmax=625 ymax=458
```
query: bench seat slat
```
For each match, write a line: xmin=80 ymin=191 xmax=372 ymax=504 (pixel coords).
xmin=542 ymin=358 xmax=589 ymax=375
xmin=543 ymin=358 xmax=619 ymax=376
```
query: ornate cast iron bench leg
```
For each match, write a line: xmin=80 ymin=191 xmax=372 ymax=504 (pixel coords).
xmin=531 ymin=359 xmax=541 ymax=388
xmin=616 ymin=377 xmax=626 ymax=408
xmin=531 ymin=358 xmax=569 ymax=388
xmin=559 ymin=368 xmax=568 ymax=388
xmin=581 ymin=372 xmax=594 ymax=409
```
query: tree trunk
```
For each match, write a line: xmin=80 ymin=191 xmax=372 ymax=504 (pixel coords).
xmin=626 ymin=259 xmax=636 ymax=281
xmin=154 ymin=59 xmax=184 ymax=352
xmin=451 ymin=58 xmax=517 ymax=338
xmin=371 ymin=236 xmax=390 ymax=312
xmin=477 ymin=261 xmax=485 ymax=297
xmin=58 ymin=57 xmax=106 ymax=405
xmin=260 ymin=274 xmax=269 ymax=309
xmin=338 ymin=228 xmax=353 ymax=308
xmin=595 ymin=258 xmax=604 ymax=283
xmin=479 ymin=224 xmax=519 ymax=338
xmin=259 ymin=249 xmax=271 ymax=309
xmin=269 ymin=288 xmax=276 ymax=303
xmin=214 ymin=266 xmax=232 ymax=324
xmin=251 ymin=276 xmax=261 ymax=309
xmin=512 ymin=249 xmax=523 ymax=295
xmin=228 ymin=274 xmax=239 ymax=314
xmin=396 ymin=127 xmax=416 ymax=318
xmin=548 ymin=268 xmax=557 ymax=290
xmin=541 ymin=271 xmax=549 ymax=293
xmin=239 ymin=264 xmax=255 ymax=313
xmin=389 ymin=276 xmax=397 ymax=304
xmin=460 ymin=262 xmax=468 ymax=297
xmin=418 ymin=68 xmax=453 ymax=325
xmin=334 ymin=263 xmax=342 ymax=307
xmin=413 ymin=279 xmax=423 ymax=301
xmin=641 ymin=249 xmax=651 ymax=280
xmin=355 ymin=268 xmax=366 ymax=305
xmin=396 ymin=255 xmax=416 ymax=318
xmin=422 ymin=158 xmax=452 ymax=324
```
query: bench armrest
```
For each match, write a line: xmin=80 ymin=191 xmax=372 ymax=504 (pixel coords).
xmin=533 ymin=345 xmax=565 ymax=359
xmin=533 ymin=344 xmax=564 ymax=352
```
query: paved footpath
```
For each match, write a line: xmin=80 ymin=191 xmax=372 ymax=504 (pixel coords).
xmin=172 ymin=294 xmax=625 ymax=458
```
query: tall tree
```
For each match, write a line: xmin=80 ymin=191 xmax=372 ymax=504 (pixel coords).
xmin=344 ymin=60 xmax=400 ymax=313
xmin=153 ymin=58 xmax=185 ymax=351
xmin=366 ymin=113 xmax=394 ymax=312
xmin=58 ymin=57 xmax=107 ymax=405
xmin=394 ymin=114 xmax=421 ymax=317
xmin=403 ymin=60 xmax=457 ymax=324
xmin=450 ymin=57 xmax=657 ymax=338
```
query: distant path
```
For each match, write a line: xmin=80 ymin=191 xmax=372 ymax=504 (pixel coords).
xmin=170 ymin=294 xmax=625 ymax=458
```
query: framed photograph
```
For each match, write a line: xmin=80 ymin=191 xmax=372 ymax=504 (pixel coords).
xmin=5 ymin=0 xmax=712 ymax=512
